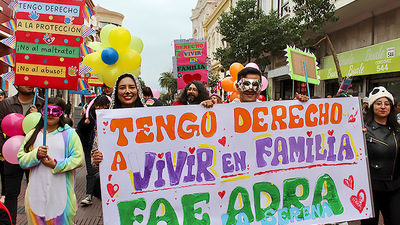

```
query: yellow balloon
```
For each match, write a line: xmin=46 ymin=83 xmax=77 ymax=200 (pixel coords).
xmin=100 ymin=24 xmax=117 ymax=47
xmin=82 ymin=52 xmax=107 ymax=73
xmin=87 ymin=42 xmax=105 ymax=52
xmin=129 ymin=35 xmax=143 ymax=54
xmin=102 ymin=65 xmax=122 ymax=88
xmin=116 ymin=49 xmax=141 ymax=71
xmin=109 ymin=27 xmax=131 ymax=51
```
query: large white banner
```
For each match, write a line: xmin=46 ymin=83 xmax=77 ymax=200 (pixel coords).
xmin=96 ymin=97 xmax=373 ymax=225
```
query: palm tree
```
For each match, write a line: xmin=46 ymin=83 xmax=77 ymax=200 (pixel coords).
xmin=158 ymin=71 xmax=177 ymax=102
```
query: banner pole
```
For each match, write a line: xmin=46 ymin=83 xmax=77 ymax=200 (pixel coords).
xmin=303 ymin=62 xmax=311 ymax=97
xmin=42 ymin=88 xmax=48 ymax=146
xmin=33 ymin=88 xmax=38 ymax=106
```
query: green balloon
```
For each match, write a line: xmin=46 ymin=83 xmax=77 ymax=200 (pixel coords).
xmin=22 ymin=112 xmax=42 ymax=134
xmin=100 ymin=24 xmax=117 ymax=47
xmin=129 ymin=35 xmax=143 ymax=54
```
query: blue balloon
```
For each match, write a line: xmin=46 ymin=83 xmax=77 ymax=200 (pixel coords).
xmin=101 ymin=47 xmax=119 ymax=65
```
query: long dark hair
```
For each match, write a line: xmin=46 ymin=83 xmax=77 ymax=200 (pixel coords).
xmin=176 ymin=80 xmax=209 ymax=104
xmin=24 ymin=97 xmax=67 ymax=152
xmin=113 ymin=74 xmax=145 ymax=108
xmin=365 ymin=97 xmax=400 ymax=130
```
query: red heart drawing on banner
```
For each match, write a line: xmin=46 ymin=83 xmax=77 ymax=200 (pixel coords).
xmin=183 ymin=73 xmax=202 ymax=84
xmin=307 ymin=131 xmax=312 ymax=137
xmin=112 ymin=199 xmax=115 ymax=202
xmin=344 ymin=175 xmax=354 ymax=190
xmin=218 ymin=190 xmax=226 ymax=199
xmin=189 ymin=147 xmax=195 ymax=154
xmin=348 ymin=115 xmax=356 ymax=123
xmin=107 ymin=183 xmax=119 ymax=198
xmin=103 ymin=121 xmax=109 ymax=126
xmin=158 ymin=153 xmax=164 ymax=159
xmin=218 ymin=136 xmax=226 ymax=146
xmin=328 ymin=130 xmax=334 ymax=136
xmin=350 ymin=189 xmax=366 ymax=213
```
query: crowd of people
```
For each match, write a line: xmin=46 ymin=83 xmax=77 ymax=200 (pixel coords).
xmin=0 ymin=64 xmax=396 ymax=224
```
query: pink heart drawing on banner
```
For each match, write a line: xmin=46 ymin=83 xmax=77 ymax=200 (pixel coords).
xmin=218 ymin=190 xmax=226 ymax=199
xmin=344 ymin=175 xmax=354 ymax=190
xmin=218 ymin=136 xmax=226 ymax=146
xmin=350 ymin=189 xmax=366 ymax=213
xmin=183 ymin=73 xmax=202 ymax=84
xmin=107 ymin=183 xmax=119 ymax=198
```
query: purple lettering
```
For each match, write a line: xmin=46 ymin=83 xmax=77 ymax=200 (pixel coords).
xmin=271 ymin=137 xmax=289 ymax=166
xmin=196 ymin=148 xmax=215 ymax=182
xmin=255 ymin=137 xmax=272 ymax=168
xmin=165 ymin=151 xmax=187 ymax=186
xmin=289 ymin=136 xmax=305 ymax=163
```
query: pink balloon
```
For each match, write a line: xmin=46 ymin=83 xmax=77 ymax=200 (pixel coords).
xmin=261 ymin=76 xmax=268 ymax=91
xmin=152 ymin=89 xmax=160 ymax=99
xmin=3 ymin=135 xmax=25 ymax=164
xmin=1 ymin=113 xmax=25 ymax=137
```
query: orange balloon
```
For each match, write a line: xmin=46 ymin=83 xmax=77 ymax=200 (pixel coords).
xmin=229 ymin=63 xmax=244 ymax=80
xmin=221 ymin=77 xmax=235 ymax=92
xmin=229 ymin=91 xmax=240 ymax=102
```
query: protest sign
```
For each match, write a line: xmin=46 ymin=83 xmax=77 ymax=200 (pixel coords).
xmin=13 ymin=0 xmax=85 ymax=89
xmin=174 ymin=38 xmax=208 ymax=90
xmin=96 ymin=98 xmax=372 ymax=225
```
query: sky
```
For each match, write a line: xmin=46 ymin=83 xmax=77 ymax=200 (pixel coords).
xmin=93 ymin=0 xmax=198 ymax=92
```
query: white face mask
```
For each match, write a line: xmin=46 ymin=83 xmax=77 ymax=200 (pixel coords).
xmin=238 ymin=78 xmax=261 ymax=92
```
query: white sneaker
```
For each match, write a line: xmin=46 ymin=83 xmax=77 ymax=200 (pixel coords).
xmin=81 ymin=194 xmax=92 ymax=205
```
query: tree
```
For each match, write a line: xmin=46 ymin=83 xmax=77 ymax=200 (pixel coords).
xmin=158 ymin=71 xmax=177 ymax=102
xmin=214 ymin=0 xmax=304 ymax=69
xmin=292 ymin=0 xmax=340 ymax=83
xmin=208 ymin=72 xmax=220 ymax=92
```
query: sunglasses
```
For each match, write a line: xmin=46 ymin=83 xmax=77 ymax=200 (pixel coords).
xmin=238 ymin=78 xmax=262 ymax=92
xmin=41 ymin=105 xmax=64 ymax=117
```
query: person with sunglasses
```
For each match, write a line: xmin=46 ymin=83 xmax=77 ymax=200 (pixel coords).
xmin=0 ymin=85 xmax=44 ymax=224
xmin=17 ymin=97 xmax=84 ymax=225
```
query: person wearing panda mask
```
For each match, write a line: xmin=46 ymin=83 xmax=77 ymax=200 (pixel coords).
xmin=363 ymin=86 xmax=400 ymax=225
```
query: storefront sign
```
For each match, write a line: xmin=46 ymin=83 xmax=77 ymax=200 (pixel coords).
xmin=319 ymin=38 xmax=400 ymax=80
xmin=319 ymin=56 xmax=400 ymax=80
xmin=97 ymin=98 xmax=373 ymax=225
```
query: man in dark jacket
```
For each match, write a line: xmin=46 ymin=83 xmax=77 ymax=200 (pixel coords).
xmin=0 ymin=86 xmax=44 ymax=225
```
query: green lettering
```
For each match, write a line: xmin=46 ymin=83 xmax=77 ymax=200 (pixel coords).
xmin=182 ymin=193 xmax=210 ymax=225
xmin=312 ymin=174 xmax=344 ymax=215
xmin=117 ymin=198 xmax=146 ymax=224
xmin=226 ymin=186 xmax=254 ymax=224
xmin=253 ymin=182 xmax=280 ymax=221
xmin=282 ymin=177 xmax=309 ymax=216
xmin=148 ymin=198 xmax=179 ymax=225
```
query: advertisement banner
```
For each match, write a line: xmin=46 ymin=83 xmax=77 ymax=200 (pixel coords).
xmin=97 ymin=98 xmax=372 ymax=225
xmin=174 ymin=38 xmax=208 ymax=90
xmin=14 ymin=0 xmax=85 ymax=89
xmin=319 ymin=38 xmax=400 ymax=80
